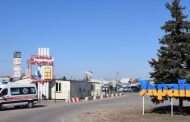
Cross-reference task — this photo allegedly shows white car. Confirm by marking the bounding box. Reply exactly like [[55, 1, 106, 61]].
[[118, 87, 123, 92]]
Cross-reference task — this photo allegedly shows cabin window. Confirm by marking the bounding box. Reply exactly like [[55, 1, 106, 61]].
[[11, 87, 36, 95], [11, 88, 20, 95], [30, 87, 36, 94], [56, 82, 61, 92]]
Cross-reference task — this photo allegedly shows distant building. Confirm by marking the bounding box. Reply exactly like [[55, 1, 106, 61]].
[[89, 79, 101, 96], [120, 78, 131, 84]]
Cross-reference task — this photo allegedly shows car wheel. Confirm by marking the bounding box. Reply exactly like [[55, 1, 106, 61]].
[[0, 104, 3, 111], [27, 101, 34, 108]]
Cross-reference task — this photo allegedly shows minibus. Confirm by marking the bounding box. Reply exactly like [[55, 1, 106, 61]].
[[0, 83, 38, 110]]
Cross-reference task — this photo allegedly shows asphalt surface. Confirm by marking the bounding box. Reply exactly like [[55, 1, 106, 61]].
[[0, 93, 181, 122]]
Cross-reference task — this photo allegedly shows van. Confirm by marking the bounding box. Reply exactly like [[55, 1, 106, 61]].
[[0, 83, 38, 110]]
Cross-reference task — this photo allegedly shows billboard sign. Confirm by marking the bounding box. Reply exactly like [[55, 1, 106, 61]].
[[42, 66, 52, 80], [29, 48, 54, 81], [139, 79, 190, 100]]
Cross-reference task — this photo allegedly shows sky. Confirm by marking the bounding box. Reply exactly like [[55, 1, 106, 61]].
[[0, 0, 190, 80]]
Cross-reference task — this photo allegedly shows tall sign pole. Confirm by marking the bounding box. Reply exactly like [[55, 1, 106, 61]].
[[13, 52, 22, 81], [171, 97, 173, 116]]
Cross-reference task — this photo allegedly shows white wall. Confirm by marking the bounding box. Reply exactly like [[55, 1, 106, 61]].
[[91, 83, 101, 96], [50, 80, 70, 99], [37, 82, 49, 100], [50, 80, 92, 99], [70, 81, 91, 98]]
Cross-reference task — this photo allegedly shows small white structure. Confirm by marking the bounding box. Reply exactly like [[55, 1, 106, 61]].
[[89, 79, 101, 96], [50, 80, 92, 99], [90, 82, 101, 96]]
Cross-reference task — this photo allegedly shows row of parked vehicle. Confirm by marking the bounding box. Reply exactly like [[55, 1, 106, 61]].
[[118, 84, 140, 92], [101, 83, 140, 93]]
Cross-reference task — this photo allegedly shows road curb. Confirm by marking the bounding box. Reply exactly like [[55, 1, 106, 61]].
[[84, 93, 124, 102]]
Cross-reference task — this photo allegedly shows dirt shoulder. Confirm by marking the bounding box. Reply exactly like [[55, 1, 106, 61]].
[[78, 107, 190, 122]]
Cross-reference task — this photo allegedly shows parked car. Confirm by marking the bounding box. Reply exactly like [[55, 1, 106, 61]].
[[123, 86, 128, 92], [126, 85, 140, 92], [118, 87, 123, 92], [102, 86, 106, 91], [116, 83, 128, 92]]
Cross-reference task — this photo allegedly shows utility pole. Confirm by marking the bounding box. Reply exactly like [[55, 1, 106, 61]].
[[116, 71, 119, 93], [116, 71, 119, 81]]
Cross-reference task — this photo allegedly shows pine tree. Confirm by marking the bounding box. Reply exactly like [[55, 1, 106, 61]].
[[149, 0, 190, 112]]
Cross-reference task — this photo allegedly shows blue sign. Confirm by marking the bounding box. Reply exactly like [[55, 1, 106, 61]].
[[2, 80, 8, 84]]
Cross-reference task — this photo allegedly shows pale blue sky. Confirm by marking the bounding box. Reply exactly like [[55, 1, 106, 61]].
[[0, 0, 190, 80]]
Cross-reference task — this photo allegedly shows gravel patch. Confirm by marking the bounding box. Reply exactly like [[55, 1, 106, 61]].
[[79, 107, 190, 122]]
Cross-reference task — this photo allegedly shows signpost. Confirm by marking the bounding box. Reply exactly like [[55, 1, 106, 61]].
[[139, 79, 190, 116], [143, 96, 145, 115], [171, 97, 173, 116]]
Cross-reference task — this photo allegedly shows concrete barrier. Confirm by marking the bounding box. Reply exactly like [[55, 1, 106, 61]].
[[65, 97, 80, 103], [93, 96, 101, 100], [100, 95, 106, 99], [111, 94, 115, 97], [97, 96, 100, 99], [85, 96, 89, 101], [85, 96, 93, 101], [65, 99, 71, 103], [106, 94, 110, 98], [93, 96, 96, 100], [86, 93, 123, 102]]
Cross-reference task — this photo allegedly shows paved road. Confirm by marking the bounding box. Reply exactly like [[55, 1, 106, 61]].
[[0, 93, 177, 122]]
